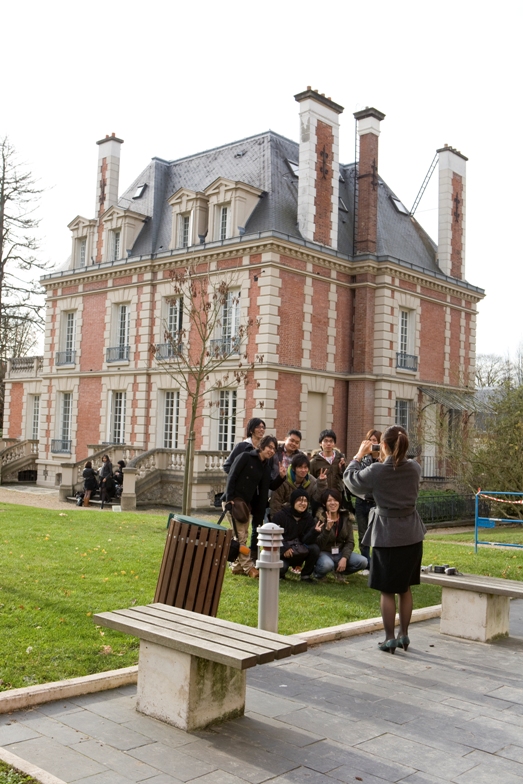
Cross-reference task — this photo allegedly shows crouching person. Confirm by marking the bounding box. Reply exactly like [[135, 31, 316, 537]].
[[273, 488, 320, 583], [314, 489, 369, 582]]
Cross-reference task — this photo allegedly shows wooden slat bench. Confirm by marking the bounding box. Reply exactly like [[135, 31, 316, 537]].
[[420, 572, 523, 642], [94, 603, 307, 731]]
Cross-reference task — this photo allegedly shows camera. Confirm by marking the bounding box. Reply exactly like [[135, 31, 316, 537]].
[[371, 444, 380, 452]]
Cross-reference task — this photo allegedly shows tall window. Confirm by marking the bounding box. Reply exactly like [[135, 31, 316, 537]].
[[179, 214, 190, 248], [395, 399, 411, 432], [61, 393, 72, 443], [163, 390, 180, 448], [218, 390, 236, 451], [399, 310, 409, 355], [219, 205, 229, 240], [111, 392, 126, 444], [222, 289, 240, 353], [64, 312, 75, 363], [113, 230, 121, 261], [167, 297, 183, 337], [78, 238, 86, 267], [118, 304, 130, 351], [31, 395, 40, 440]]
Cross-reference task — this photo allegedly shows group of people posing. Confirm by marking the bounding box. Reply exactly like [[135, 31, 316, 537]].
[[222, 418, 426, 653], [81, 456, 126, 508]]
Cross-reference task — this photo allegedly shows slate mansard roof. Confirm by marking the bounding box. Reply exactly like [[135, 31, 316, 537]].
[[116, 130, 456, 284]]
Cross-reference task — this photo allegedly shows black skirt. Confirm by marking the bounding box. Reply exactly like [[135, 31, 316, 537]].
[[369, 541, 423, 593]]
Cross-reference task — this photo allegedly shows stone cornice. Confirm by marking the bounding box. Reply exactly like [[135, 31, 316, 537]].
[[41, 234, 484, 303]]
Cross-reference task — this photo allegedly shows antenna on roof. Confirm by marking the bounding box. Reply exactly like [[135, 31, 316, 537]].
[[410, 153, 438, 216]]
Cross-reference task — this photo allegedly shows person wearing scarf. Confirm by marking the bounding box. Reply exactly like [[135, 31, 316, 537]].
[[269, 453, 327, 517]]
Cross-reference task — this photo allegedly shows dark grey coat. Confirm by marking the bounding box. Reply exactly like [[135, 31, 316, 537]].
[[344, 456, 426, 547]]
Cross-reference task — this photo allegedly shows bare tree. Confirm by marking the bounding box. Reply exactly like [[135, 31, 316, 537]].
[[474, 353, 511, 388], [0, 137, 48, 352], [151, 261, 262, 513]]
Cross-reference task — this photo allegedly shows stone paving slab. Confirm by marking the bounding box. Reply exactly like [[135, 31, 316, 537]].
[[1, 601, 523, 783]]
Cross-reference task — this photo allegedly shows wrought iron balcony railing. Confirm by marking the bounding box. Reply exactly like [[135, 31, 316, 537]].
[[106, 345, 130, 363], [51, 439, 72, 454], [209, 336, 241, 356], [56, 350, 76, 366], [396, 352, 418, 371], [155, 343, 184, 361]]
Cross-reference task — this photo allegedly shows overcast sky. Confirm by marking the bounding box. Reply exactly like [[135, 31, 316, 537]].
[[4, 0, 522, 358]]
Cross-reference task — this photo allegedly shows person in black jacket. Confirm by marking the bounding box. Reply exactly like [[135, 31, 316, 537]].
[[223, 435, 285, 577], [272, 488, 320, 582], [82, 461, 98, 507], [222, 418, 266, 474]]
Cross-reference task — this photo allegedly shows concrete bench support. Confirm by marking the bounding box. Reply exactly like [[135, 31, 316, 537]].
[[94, 604, 306, 731], [439, 587, 510, 642], [137, 639, 246, 731], [420, 572, 523, 642]]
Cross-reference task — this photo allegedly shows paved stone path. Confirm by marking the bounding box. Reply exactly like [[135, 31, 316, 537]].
[[1, 602, 522, 783]]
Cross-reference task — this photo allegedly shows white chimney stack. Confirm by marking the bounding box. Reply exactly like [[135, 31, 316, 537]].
[[437, 145, 467, 280], [294, 88, 343, 249]]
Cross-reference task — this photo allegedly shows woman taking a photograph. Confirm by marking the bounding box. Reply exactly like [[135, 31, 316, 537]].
[[344, 426, 426, 653]]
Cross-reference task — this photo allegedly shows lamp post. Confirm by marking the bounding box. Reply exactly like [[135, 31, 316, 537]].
[[256, 523, 283, 632]]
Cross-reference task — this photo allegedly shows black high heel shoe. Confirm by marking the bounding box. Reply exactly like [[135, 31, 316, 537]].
[[378, 639, 397, 654], [396, 635, 410, 652]]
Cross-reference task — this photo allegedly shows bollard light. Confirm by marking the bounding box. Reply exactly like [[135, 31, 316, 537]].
[[256, 523, 283, 633]]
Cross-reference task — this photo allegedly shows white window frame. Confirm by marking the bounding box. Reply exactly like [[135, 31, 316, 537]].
[[163, 390, 180, 448], [78, 238, 87, 267], [60, 392, 72, 442], [217, 204, 230, 241], [113, 230, 121, 261], [221, 289, 240, 353], [30, 395, 40, 440], [398, 308, 413, 355], [110, 391, 126, 444], [117, 304, 130, 349], [178, 213, 191, 248], [63, 311, 76, 361], [167, 297, 183, 337], [217, 390, 237, 451]]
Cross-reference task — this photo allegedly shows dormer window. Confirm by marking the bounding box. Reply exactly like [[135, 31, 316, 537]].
[[218, 205, 230, 241], [113, 230, 121, 260], [178, 213, 191, 248], [78, 238, 87, 267]]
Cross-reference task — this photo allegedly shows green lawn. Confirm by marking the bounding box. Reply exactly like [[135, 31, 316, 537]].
[[0, 760, 39, 783], [0, 503, 522, 691]]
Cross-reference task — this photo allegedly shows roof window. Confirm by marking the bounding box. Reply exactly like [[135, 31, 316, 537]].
[[286, 160, 299, 177], [390, 195, 410, 215], [132, 184, 147, 199]]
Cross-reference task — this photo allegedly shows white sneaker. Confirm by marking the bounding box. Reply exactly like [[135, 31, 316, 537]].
[[361, 569, 370, 576]]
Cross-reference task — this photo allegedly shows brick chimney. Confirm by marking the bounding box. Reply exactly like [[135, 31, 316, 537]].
[[353, 107, 385, 255], [94, 133, 123, 263], [437, 145, 467, 279], [95, 133, 124, 217], [294, 88, 344, 248]]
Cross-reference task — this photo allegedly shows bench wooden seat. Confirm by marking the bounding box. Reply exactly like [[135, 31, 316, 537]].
[[94, 603, 306, 731], [420, 572, 523, 642]]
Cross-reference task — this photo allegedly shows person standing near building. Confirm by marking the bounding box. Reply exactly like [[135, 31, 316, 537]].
[[310, 430, 346, 495], [274, 430, 303, 473], [222, 418, 266, 474], [223, 435, 285, 577], [344, 426, 426, 654], [354, 429, 381, 570], [270, 453, 327, 517]]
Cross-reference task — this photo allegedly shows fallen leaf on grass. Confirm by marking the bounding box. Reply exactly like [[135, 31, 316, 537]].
[[100, 646, 113, 655]]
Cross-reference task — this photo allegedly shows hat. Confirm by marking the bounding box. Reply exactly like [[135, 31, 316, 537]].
[[290, 487, 309, 506], [230, 497, 251, 524]]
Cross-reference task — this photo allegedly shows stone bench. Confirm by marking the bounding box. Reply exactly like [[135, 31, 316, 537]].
[[94, 603, 306, 731], [420, 572, 523, 642]]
